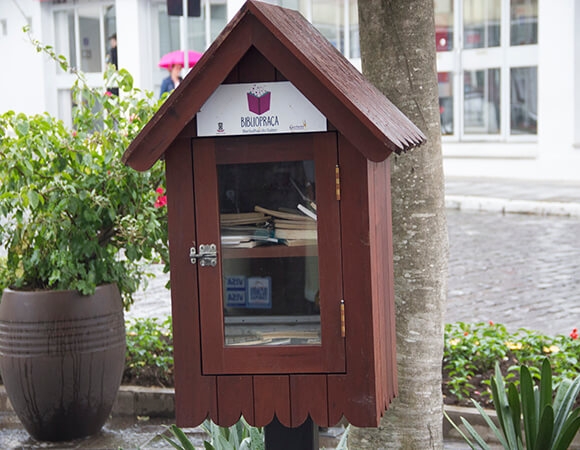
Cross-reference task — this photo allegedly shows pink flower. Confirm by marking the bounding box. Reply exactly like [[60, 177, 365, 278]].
[[72, 130, 77, 138], [154, 187, 167, 208], [105, 90, 113, 97], [489, 321, 494, 326], [570, 328, 578, 340], [154, 195, 167, 208]]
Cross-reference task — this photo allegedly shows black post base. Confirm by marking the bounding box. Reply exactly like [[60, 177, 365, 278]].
[[264, 416, 319, 450]]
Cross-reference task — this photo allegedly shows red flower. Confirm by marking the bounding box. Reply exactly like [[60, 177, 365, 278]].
[[154, 195, 167, 208], [463, 331, 469, 337], [489, 321, 494, 326], [154, 187, 167, 208], [571, 328, 578, 340]]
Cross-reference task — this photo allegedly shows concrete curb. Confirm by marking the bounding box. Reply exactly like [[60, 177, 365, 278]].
[[446, 195, 580, 217]]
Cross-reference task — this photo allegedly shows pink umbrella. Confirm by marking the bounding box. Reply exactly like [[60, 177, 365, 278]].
[[158, 50, 203, 69]]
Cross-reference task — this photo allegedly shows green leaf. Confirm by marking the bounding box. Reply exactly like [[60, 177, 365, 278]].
[[460, 417, 492, 450], [491, 363, 520, 449], [471, 399, 509, 448], [539, 358, 553, 412], [168, 424, 196, 450], [553, 374, 580, 439], [27, 190, 40, 209], [521, 365, 538, 450], [534, 405, 554, 450], [507, 382, 522, 444], [552, 412, 580, 450]]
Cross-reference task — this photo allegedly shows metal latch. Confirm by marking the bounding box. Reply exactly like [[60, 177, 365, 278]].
[[189, 244, 218, 267]]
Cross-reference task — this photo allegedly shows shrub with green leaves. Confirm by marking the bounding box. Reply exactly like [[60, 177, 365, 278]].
[[124, 317, 174, 387], [0, 32, 168, 308], [444, 322, 580, 402]]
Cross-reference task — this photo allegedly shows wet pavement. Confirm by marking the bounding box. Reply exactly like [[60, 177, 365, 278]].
[[2, 176, 580, 448]]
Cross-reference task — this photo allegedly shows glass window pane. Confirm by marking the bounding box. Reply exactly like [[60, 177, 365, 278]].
[[210, 4, 227, 41], [464, 68, 501, 134], [312, 0, 343, 52], [438, 72, 454, 135], [78, 7, 103, 73], [463, 0, 501, 49], [218, 161, 321, 347], [349, 0, 360, 58], [510, 66, 537, 135], [435, 0, 454, 51], [158, 8, 181, 56], [54, 10, 76, 71], [510, 0, 538, 46]]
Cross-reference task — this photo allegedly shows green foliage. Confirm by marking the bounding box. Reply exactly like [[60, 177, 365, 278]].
[[444, 322, 580, 400], [161, 419, 264, 450], [124, 317, 174, 387], [445, 358, 580, 450], [0, 35, 168, 308]]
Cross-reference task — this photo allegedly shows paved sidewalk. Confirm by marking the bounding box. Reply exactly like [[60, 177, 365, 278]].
[[446, 176, 580, 216]]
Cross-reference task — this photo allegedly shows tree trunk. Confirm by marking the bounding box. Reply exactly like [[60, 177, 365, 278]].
[[348, 0, 448, 448]]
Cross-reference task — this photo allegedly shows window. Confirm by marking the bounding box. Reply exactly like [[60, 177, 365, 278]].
[[53, 3, 115, 74], [435, 0, 538, 141], [278, 0, 360, 60]]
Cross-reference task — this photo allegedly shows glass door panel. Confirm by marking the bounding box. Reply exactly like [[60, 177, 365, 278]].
[[194, 134, 345, 375], [217, 160, 321, 346]]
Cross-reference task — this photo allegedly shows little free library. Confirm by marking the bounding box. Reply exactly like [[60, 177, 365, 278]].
[[124, 0, 424, 430]]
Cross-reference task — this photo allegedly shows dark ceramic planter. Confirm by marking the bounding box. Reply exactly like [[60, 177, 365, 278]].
[[0, 284, 126, 441]]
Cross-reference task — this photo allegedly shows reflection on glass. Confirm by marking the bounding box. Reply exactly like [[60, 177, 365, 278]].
[[464, 68, 501, 134], [218, 160, 321, 347], [438, 72, 454, 135], [510, 0, 538, 46], [463, 0, 501, 49], [510, 67, 537, 135], [435, 0, 454, 51]]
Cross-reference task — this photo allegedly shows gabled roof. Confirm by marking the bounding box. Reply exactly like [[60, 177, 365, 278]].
[[122, 0, 425, 171]]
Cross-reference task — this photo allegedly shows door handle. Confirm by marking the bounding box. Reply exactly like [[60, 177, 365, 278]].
[[189, 244, 218, 267]]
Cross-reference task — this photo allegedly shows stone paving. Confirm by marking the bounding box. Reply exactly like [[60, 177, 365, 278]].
[[445, 208, 580, 336]]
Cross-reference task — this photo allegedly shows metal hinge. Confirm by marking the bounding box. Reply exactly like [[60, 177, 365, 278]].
[[189, 243, 218, 267], [335, 165, 341, 201], [340, 299, 345, 338]]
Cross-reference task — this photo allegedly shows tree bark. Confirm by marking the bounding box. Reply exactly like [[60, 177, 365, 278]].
[[349, 0, 448, 448]]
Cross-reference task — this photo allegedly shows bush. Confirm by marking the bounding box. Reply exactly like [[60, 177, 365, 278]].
[[123, 316, 174, 387], [444, 321, 580, 407]]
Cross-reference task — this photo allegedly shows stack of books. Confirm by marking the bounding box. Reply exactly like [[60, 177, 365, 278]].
[[254, 205, 317, 246], [220, 212, 275, 248]]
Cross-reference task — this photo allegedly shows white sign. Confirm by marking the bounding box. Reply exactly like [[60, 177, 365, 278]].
[[196, 81, 327, 137]]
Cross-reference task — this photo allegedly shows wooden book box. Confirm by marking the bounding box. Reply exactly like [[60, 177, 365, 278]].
[[123, 0, 424, 429]]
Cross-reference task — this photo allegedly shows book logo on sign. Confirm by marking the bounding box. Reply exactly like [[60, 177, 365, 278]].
[[247, 85, 271, 115], [241, 85, 280, 130]]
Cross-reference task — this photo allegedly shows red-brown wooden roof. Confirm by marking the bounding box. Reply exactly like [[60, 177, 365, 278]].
[[122, 0, 425, 171]]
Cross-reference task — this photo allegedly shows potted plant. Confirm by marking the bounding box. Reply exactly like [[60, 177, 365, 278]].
[[0, 37, 168, 441]]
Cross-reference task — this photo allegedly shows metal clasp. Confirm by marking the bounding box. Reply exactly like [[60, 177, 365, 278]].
[[189, 244, 218, 267]]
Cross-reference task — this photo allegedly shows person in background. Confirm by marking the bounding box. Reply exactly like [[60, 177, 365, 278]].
[[160, 63, 183, 98], [107, 33, 118, 68], [106, 33, 119, 96]]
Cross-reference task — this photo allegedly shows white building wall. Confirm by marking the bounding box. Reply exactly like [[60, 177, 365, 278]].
[[443, 0, 580, 182], [0, 0, 47, 115], [116, 0, 155, 91]]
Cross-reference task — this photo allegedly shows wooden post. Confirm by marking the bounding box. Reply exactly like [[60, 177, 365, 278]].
[[264, 416, 319, 450]]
